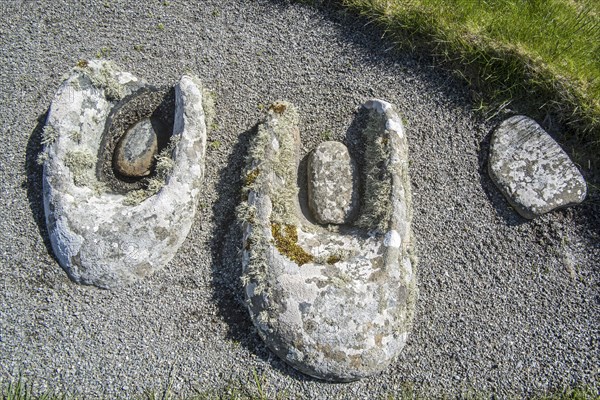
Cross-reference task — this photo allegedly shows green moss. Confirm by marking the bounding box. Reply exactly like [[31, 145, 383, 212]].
[[271, 223, 313, 266]]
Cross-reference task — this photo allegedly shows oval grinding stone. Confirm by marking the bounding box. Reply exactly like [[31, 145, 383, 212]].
[[307, 141, 358, 224], [488, 115, 587, 219], [113, 118, 158, 177]]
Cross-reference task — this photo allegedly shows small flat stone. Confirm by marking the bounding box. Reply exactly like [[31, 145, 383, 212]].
[[488, 115, 587, 219], [307, 141, 357, 224], [113, 118, 158, 177]]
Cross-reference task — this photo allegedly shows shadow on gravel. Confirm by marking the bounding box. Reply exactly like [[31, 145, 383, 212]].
[[477, 126, 528, 227], [25, 111, 57, 261], [209, 103, 390, 383], [210, 124, 320, 383], [478, 123, 600, 238]]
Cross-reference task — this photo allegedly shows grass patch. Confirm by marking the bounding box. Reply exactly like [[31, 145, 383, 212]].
[[335, 0, 600, 151]]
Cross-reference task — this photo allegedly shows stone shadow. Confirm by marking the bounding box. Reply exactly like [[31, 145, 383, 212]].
[[477, 123, 529, 227], [24, 111, 57, 261]]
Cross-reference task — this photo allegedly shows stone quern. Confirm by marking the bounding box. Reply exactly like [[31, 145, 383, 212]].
[[41, 59, 208, 288], [488, 115, 587, 219], [307, 141, 358, 224], [113, 119, 158, 177], [238, 100, 417, 381]]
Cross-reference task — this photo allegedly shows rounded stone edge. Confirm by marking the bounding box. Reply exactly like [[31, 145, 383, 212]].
[[41, 60, 207, 288], [238, 99, 418, 381], [488, 115, 588, 219]]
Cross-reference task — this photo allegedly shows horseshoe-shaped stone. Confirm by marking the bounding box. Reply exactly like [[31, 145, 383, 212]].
[[41, 60, 207, 289], [238, 100, 417, 381]]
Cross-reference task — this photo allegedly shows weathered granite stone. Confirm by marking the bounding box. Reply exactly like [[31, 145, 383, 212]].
[[113, 118, 158, 177], [307, 141, 357, 224], [488, 115, 587, 219], [41, 59, 208, 288], [238, 100, 417, 381]]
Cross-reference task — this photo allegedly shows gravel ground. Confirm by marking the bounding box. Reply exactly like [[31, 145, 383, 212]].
[[0, 0, 598, 398]]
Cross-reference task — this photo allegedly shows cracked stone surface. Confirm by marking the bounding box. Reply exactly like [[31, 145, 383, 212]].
[[488, 115, 587, 219], [41, 59, 207, 288], [307, 141, 358, 224], [239, 100, 417, 381]]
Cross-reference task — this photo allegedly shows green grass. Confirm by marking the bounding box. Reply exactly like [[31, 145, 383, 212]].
[[336, 0, 600, 148]]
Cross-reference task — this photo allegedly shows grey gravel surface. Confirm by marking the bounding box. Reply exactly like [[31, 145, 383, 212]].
[[0, 0, 598, 398]]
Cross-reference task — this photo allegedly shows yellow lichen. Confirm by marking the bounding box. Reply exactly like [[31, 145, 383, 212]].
[[269, 102, 287, 114], [245, 168, 260, 186], [326, 254, 342, 265], [271, 223, 313, 266]]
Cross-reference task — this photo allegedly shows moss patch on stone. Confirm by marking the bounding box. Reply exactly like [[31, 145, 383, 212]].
[[269, 101, 287, 114], [326, 254, 342, 265], [244, 168, 260, 187], [271, 223, 313, 266]]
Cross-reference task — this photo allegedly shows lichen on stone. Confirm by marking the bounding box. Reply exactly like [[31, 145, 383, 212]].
[[69, 130, 82, 143], [64, 149, 96, 187], [355, 109, 393, 232], [75, 60, 124, 101], [239, 102, 310, 329], [36, 151, 49, 166], [41, 125, 58, 146], [265, 104, 300, 225]]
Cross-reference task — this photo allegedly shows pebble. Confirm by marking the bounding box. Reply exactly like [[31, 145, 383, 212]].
[[113, 118, 158, 177]]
